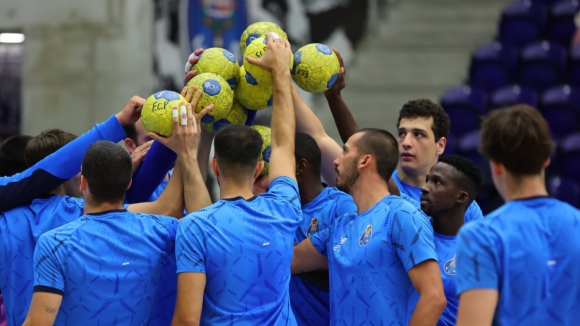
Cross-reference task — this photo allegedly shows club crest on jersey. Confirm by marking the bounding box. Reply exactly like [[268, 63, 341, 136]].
[[444, 255, 456, 275], [359, 224, 373, 247], [306, 217, 319, 237]]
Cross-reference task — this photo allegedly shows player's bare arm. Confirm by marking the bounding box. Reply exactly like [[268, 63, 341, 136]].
[[407, 260, 447, 326], [456, 289, 498, 326], [291, 238, 329, 274], [22, 292, 63, 326]]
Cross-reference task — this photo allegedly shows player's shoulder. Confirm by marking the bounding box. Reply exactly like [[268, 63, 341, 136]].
[[383, 194, 424, 216], [266, 176, 299, 195], [39, 215, 90, 243]]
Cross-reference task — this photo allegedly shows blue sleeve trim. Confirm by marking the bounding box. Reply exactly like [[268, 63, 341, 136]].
[[0, 116, 125, 211], [125, 141, 177, 204], [34, 285, 64, 296]]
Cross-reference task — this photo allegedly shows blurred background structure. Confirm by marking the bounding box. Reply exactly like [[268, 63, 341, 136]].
[[0, 0, 579, 210]]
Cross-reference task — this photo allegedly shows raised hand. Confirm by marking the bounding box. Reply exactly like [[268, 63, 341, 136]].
[[245, 33, 292, 73], [324, 49, 346, 98], [115, 96, 146, 126], [183, 48, 204, 86], [130, 140, 153, 175]]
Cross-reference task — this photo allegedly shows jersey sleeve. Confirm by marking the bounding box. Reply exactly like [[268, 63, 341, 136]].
[[124, 141, 177, 204], [309, 226, 332, 258], [455, 222, 499, 295], [0, 115, 126, 212], [266, 176, 302, 223], [175, 217, 207, 274], [333, 196, 357, 218], [392, 210, 437, 272], [33, 233, 65, 295], [464, 200, 484, 223]]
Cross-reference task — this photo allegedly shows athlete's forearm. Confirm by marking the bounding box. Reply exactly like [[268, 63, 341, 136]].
[[408, 293, 446, 326], [325, 93, 359, 143]]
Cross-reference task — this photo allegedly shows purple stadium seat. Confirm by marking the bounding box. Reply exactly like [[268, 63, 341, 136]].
[[548, 0, 579, 46], [441, 86, 488, 136], [532, 0, 565, 6], [541, 85, 580, 138], [469, 42, 519, 91], [500, 0, 548, 48], [457, 130, 483, 166], [569, 45, 580, 85], [445, 134, 457, 155], [490, 84, 539, 109], [561, 132, 580, 182], [518, 41, 568, 91], [549, 176, 580, 206]]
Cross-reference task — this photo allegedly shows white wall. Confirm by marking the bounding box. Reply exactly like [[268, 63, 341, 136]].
[[0, 0, 154, 136]]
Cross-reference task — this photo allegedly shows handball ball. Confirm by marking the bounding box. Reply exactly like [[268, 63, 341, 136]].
[[235, 66, 273, 110], [202, 99, 248, 134], [191, 47, 240, 90], [243, 35, 294, 85], [141, 90, 187, 137], [292, 43, 340, 93], [240, 21, 288, 56], [186, 72, 234, 124], [251, 125, 272, 176]]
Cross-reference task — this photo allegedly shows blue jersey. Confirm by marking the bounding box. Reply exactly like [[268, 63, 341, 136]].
[[33, 209, 178, 325], [176, 176, 302, 325], [290, 187, 356, 326], [434, 233, 458, 326], [0, 195, 83, 326], [310, 195, 437, 325], [456, 197, 580, 325], [392, 170, 483, 223], [0, 116, 125, 212]]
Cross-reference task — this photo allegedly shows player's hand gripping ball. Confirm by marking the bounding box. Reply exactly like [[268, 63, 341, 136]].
[[243, 35, 294, 85], [251, 125, 272, 176], [292, 43, 340, 93], [186, 73, 234, 124], [190, 47, 240, 90], [141, 90, 187, 137], [202, 99, 249, 134], [235, 66, 273, 110], [240, 21, 288, 56]]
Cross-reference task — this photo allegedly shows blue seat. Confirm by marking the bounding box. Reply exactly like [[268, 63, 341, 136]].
[[441, 86, 488, 136], [549, 176, 580, 206], [490, 84, 539, 109], [547, 0, 579, 46], [469, 42, 519, 92], [541, 85, 580, 139], [500, 0, 548, 48], [518, 41, 568, 91], [561, 132, 580, 183], [457, 130, 483, 166]]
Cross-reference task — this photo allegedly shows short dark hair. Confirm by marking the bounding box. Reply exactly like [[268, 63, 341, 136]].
[[123, 124, 138, 143], [24, 129, 77, 168], [397, 99, 450, 141], [295, 132, 321, 176], [0, 135, 33, 176], [214, 124, 263, 179], [438, 155, 482, 205], [355, 128, 399, 183], [82, 141, 132, 204], [480, 105, 553, 176]]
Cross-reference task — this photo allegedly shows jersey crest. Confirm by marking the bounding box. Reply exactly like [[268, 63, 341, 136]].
[[444, 254, 456, 275], [306, 217, 319, 237], [359, 224, 373, 247]]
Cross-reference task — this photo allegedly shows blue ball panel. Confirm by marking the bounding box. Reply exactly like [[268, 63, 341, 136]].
[[202, 79, 222, 96], [246, 33, 260, 46], [154, 90, 180, 101], [223, 49, 237, 63], [327, 73, 339, 89], [201, 114, 214, 123], [263, 146, 272, 163], [213, 119, 231, 131], [226, 77, 238, 89], [315, 44, 332, 55], [245, 72, 258, 86]]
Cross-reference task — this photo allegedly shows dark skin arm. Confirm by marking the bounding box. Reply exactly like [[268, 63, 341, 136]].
[[295, 269, 330, 291]]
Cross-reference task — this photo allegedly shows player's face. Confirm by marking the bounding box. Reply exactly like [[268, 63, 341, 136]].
[[397, 117, 444, 178], [333, 133, 362, 194], [420, 162, 460, 216], [135, 120, 153, 147]]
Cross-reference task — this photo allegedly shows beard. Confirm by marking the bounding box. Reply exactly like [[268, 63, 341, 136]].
[[336, 163, 360, 194]]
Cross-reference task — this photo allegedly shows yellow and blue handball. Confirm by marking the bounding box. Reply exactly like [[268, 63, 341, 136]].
[[240, 21, 288, 56], [186, 72, 234, 124], [141, 90, 187, 137], [235, 66, 273, 110], [292, 43, 340, 93], [191, 47, 239, 90], [243, 35, 294, 85], [202, 99, 249, 134], [251, 125, 272, 176]]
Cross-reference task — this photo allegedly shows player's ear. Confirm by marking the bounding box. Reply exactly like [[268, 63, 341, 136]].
[[211, 158, 219, 178], [126, 179, 132, 191], [436, 136, 446, 156], [359, 154, 371, 168], [457, 190, 469, 204], [543, 157, 551, 169], [79, 175, 88, 192], [124, 138, 137, 152], [296, 159, 307, 176], [490, 160, 503, 177], [254, 161, 265, 179]]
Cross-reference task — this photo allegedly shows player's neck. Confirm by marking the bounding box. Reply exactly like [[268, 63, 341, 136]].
[[352, 175, 390, 213], [431, 208, 465, 236], [397, 168, 427, 188], [219, 179, 255, 200], [503, 173, 548, 202], [298, 177, 324, 206], [83, 199, 124, 215], [49, 185, 66, 196]]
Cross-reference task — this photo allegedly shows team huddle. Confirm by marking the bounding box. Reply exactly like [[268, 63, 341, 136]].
[[1, 32, 580, 326]]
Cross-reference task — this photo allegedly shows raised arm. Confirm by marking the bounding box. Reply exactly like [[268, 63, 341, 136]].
[[292, 84, 341, 186], [246, 33, 295, 181], [0, 96, 144, 212], [323, 49, 359, 143]]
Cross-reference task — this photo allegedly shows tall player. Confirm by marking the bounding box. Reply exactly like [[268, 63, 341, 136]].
[[417, 155, 482, 326], [292, 128, 446, 325], [455, 105, 580, 325], [171, 33, 302, 325]]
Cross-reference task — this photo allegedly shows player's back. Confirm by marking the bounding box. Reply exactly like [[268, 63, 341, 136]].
[[33, 210, 178, 326], [0, 195, 83, 325], [176, 176, 302, 325], [458, 197, 580, 325]]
